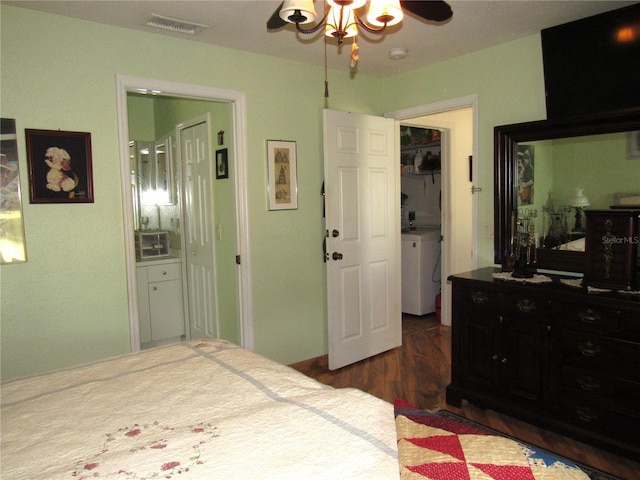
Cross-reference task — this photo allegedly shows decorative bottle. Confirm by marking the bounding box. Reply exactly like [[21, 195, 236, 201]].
[[414, 150, 423, 173]]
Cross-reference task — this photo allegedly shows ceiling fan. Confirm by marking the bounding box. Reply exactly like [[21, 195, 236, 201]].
[[267, 0, 453, 34]]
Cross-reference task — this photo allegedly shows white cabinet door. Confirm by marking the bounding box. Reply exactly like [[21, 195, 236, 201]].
[[137, 260, 185, 344], [148, 279, 185, 340]]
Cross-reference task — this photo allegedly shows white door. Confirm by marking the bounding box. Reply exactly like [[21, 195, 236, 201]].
[[323, 109, 402, 370], [179, 116, 217, 339]]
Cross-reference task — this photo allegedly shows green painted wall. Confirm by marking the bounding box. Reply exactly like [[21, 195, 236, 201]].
[[0, 5, 381, 380], [2, 5, 617, 381]]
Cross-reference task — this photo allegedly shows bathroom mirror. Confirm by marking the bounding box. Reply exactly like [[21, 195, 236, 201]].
[[494, 109, 640, 273], [130, 137, 175, 208]]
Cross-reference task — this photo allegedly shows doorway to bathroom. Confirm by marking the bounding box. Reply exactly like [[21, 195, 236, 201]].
[[116, 75, 254, 352]]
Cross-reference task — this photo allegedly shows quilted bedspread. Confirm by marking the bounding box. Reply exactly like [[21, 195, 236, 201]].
[[1, 340, 399, 479]]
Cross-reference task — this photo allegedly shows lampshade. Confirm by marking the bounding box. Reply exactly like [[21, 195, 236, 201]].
[[569, 188, 590, 207], [325, 6, 358, 39], [367, 0, 403, 27], [279, 0, 317, 24]]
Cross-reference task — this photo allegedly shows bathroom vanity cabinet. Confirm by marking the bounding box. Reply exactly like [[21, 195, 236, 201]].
[[447, 267, 640, 459], [136, 257, 185, 346]]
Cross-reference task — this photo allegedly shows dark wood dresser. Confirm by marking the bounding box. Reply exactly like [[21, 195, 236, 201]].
[[446, 267, 640, 459]]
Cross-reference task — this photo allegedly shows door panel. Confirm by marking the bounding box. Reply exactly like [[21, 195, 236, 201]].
[[180, 119, 217, 339], [324, 109, 401, 370]]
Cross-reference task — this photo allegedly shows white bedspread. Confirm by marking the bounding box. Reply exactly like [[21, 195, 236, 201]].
[[1, 339, 399, 479]]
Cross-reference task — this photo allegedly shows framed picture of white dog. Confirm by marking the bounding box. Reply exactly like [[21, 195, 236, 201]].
[[25, 129, 94, 203]]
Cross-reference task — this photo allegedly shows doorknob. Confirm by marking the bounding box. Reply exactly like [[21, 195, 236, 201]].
[[332, 229, 340, 238], [332, 252, 343, 261]]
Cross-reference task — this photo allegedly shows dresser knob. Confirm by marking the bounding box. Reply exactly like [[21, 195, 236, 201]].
[[576, 406, 598, 423], [471, 291, 488, 304], [516, 298, 536, 313], [578, 375, 601, 392], [578, 341, 601, 357], [578, 309, 600, 325]]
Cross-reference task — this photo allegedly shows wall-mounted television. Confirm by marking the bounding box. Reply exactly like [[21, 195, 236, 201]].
[[541, 3, 640, 119]]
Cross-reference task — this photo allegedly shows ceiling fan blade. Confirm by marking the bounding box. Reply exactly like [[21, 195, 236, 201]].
[[400, 0, 453, 22], [267, 2, 287, 30]]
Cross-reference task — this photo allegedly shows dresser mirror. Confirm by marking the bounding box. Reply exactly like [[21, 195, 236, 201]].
[[494, 109, 640, 273]]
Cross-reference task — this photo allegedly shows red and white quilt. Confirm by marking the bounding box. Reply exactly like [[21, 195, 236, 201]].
[[394, 398, 591, 480]]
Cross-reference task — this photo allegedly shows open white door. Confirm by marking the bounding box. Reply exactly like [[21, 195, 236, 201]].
[[323, 109, 402, 370], [179, 115, 218, 339]]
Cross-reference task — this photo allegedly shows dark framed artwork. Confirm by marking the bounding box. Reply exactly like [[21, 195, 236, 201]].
[[216, 148, 229, 179], [25, 129, 94, 203]]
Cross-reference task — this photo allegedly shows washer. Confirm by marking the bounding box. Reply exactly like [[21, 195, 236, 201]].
[[401, 227, 441, 315]]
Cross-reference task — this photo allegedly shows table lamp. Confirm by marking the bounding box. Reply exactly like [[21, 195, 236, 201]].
[[569, 188, 589, 232]]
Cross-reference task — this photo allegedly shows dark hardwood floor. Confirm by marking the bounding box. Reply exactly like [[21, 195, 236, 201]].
[[289, 314, 640, 480]]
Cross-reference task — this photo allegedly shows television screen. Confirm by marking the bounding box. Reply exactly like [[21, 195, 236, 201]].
[[541, 3, 640, 119]]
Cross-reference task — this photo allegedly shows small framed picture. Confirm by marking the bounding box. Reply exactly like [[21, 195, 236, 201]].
[[266, 140, 297, 210], [216, 148, 228, 179], [627, 130, 640, 159], [25, 129, 94, 203]]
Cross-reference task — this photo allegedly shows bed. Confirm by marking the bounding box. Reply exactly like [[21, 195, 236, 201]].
[[1, 339, 596, 480], [1, 339, 399, 479]]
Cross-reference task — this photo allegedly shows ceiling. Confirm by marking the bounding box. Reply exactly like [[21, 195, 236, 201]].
[[6, 0, 638, 77]]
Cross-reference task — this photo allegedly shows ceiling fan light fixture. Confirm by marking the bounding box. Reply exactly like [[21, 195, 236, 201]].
[[328, 0, 367, 9], [325, 6, 358, 40], [279, 0, 317, 24], [367, 0, 403, 27]]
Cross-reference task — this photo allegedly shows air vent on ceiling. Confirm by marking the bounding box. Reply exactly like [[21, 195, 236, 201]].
[[146, 13, 209, 35]]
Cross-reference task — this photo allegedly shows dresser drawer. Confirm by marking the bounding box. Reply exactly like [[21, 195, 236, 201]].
[[456, 285, 502, 312], [560, 365, 640, 415], [503, 292, 551, 322], [147, 262, 182, 282], [555, 303, 621, 335], [559, 395, 639, 443], [560, 330, 640, 382]]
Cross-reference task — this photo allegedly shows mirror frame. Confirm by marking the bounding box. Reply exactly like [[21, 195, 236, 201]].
[[494, 108, 640, 273]]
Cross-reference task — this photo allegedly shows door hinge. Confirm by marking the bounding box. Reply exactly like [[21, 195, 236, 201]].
[[235, 255, 241, 265]]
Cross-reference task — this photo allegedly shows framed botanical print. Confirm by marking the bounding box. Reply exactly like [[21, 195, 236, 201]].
[[266, 140, 297, 210]]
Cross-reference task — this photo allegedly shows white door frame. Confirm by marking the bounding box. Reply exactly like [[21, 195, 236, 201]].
[[115, 75, 254, 351], [386, 95, 479, 326]]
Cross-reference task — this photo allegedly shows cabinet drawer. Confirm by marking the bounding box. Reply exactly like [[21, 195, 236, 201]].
[[560, 330, 640, 382], [457, 286, 501, 312], [559, 395, 639, 443], [147, 262, 181, 282], [503, 292, 550, 322], [560, 365, 640, 415], [555, 303, 620, 335]]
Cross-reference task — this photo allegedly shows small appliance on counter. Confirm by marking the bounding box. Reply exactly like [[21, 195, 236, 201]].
[[135, 230, 170, 260]]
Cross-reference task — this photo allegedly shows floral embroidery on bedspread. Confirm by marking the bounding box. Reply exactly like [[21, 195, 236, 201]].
[[70, 421, 218, 479]]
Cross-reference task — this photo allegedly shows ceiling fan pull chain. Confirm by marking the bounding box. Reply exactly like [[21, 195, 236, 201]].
[[350, 38, 360, 69]]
